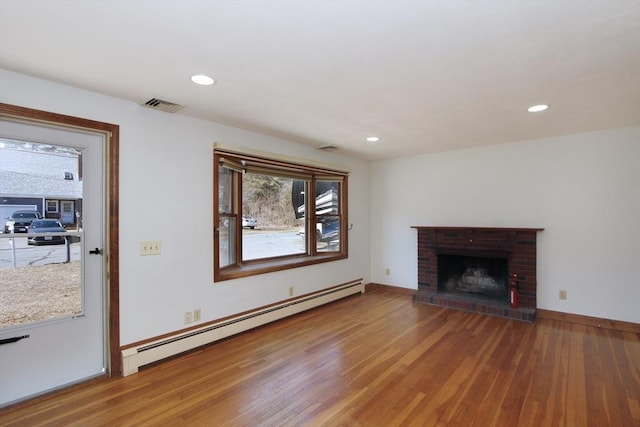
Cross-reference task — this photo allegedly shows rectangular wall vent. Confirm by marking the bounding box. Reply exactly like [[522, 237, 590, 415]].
[[140, 97, 184, 113]]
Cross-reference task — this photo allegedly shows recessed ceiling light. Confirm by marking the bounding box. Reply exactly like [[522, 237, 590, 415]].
[[191, 74, 215, 86], [366, 136, 380, 142], [527, 104, 548, 113]]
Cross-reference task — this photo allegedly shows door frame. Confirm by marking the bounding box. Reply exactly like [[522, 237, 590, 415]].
[[0, 102, 121, 376]]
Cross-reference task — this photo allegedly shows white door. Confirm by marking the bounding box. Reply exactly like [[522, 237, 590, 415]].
[[60, 200, 75, 225], [0, 119, 105, 406]]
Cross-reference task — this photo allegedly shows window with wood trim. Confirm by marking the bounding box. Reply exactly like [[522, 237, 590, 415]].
[[214, 147, 348, 281], [46, 199, 59, 213]]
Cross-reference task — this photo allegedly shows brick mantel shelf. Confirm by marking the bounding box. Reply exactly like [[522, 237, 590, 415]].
[[411, 226, 544, 232]]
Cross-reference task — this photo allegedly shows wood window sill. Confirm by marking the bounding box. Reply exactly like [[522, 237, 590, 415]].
[[215, 253, 347, 282]]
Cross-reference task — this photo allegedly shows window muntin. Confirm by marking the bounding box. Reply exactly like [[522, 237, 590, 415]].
[[214, 149, 348, 281]]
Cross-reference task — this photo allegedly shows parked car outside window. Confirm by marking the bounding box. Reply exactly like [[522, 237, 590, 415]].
[[27, 219, 67, 245], [4, 210, 43, 233], [242, 215, 257, 229]]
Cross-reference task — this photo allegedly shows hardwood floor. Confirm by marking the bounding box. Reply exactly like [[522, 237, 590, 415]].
[[2, 288, 639, 426]]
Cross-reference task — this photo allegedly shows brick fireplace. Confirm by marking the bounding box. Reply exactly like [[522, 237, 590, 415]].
[[412, 226, 543, 322]]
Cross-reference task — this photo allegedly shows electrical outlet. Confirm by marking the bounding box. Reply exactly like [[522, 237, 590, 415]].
[[140, 240, 162, 256], [184, 311, 193, 324], [385, 268, 390, 276], [559, 290, 567, 300], [289, 286, 294, 297], [193, 308, 201, 322]]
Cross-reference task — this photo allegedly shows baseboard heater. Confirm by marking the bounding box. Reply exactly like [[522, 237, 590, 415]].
[[121, 279, 364, 376]]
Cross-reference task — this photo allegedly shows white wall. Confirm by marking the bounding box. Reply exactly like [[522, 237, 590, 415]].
[[0, 69, 371, 345], [2, 67, 637, 333], [371, 127, 640, 323]]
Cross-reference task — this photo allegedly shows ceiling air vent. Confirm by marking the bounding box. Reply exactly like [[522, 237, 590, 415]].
[[140, 97, 184, 113], [318, 144, 339, 151]]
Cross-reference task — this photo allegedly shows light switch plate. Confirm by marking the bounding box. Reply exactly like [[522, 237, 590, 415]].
[[140, 241, 161, 256]]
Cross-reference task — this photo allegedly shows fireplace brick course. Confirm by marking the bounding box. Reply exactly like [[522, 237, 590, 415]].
[[412, 226, 543, 321]]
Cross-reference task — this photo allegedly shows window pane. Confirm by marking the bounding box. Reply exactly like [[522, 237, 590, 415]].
[[218, 167, 233, 214], [0, 234, 82, 329], [218, 217, 236, 267], [315, 181, 340, 215], [242, 173, 304, 260], [315, 180, 341, 252], [316, 217, 340, 252], [46, 200, 58, 213]]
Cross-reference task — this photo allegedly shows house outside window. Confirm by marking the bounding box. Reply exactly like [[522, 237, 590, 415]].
[[214, 146, 348, 281]]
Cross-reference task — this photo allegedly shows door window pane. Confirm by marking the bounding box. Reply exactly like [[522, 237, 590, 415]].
[[0, 139, 84, 329], [0, 234, 82, 329]]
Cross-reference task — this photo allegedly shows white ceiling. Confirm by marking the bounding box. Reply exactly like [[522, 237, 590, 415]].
[[1, 1, 638, 160]]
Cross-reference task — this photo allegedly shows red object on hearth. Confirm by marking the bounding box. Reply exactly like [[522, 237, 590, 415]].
[[510, 274, 519, 308]]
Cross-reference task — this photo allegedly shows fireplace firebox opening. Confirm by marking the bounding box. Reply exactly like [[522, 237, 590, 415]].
[[437, 254, 508, 301]]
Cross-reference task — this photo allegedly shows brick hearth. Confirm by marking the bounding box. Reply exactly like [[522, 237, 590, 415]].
[[412, 226, 543, 322]]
